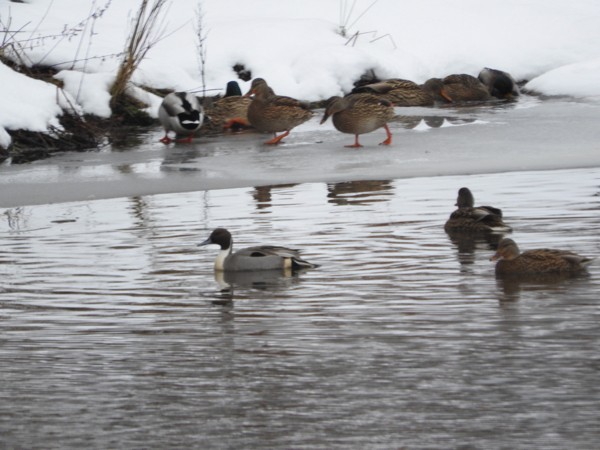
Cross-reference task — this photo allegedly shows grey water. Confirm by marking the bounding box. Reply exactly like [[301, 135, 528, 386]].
[[2, 168, 600, 449], [2, 97, 600, 449]]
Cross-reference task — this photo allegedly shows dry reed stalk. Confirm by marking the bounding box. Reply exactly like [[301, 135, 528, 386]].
[[110, 0, 167, 109]]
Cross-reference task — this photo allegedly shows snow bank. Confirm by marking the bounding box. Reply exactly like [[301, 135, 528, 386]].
[[1, 0, 600, 148], [0, 62, 65, 148], [524, 59, 600, 99]]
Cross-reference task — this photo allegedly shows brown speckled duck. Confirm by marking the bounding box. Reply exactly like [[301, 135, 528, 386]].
[[246, 78, 312, 145], [320, 93, 395, 148], [490, 238, 593, 275], [423, 74, 491, 103], [206, 81, 252, 131], [352, 78, 435, 107], [444, 187, 511, 232]]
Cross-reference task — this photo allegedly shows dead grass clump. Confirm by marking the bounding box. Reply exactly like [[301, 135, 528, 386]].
[[110, 0, 168, 110]]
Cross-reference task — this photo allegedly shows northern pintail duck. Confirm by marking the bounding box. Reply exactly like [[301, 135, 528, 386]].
[[206, 81, 252, 131], [158, 92, 204, 144], [444, 187, 511, 232], [320, 94, 395, 147], [478, 68, 520, 99], [490, 238, 593, 275], [353, 78, 435, 106], [246, 78, 312, 145], [199, 228, 319, 272], [423, 74, 491, 103]]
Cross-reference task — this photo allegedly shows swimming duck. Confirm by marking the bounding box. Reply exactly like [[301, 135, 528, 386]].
[[352, 78, 435, 106], [158, 92, 204, 144], [320, 94, 395, 147], [245, 78, 313, 145], [478, 68, 520, 99], [199, 227, 319, 272], [205, 81, 252, 131], [423, 74, 491, 103], [444, 187, 511, 232], [490, 238, 593, 275]]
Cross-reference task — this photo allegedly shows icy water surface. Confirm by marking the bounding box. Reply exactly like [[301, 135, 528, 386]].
[[1, 168, 600, 449], [2, 97, 600, 208]]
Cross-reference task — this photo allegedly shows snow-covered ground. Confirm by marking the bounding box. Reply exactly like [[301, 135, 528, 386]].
[[1, 0, 600, 150]]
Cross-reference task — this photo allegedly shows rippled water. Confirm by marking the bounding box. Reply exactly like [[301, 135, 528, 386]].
[[1, 168, 600, 449]]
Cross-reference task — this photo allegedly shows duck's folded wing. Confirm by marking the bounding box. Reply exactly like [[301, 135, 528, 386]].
[[272, 96, 311, 110], [237, 245, 301, 258], [472, 207, 499, 221], [558, 251, 594, 267], [237, 246, 319, 269], [480, 205, 503, 217]]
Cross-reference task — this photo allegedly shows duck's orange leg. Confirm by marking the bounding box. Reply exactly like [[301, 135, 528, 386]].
[[345, 134, 363, 148], [176, 134, 195, 143], [264, 130, 290, 145], [379, 124, 392, 146]]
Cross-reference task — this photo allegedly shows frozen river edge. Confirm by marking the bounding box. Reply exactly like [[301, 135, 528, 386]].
[[1, 98, 600, 208]]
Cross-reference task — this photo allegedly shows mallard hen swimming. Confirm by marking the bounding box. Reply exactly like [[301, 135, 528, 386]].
[[353, 78, 435, 106], [245, 78, 312, 145], [478, 67, 520, 99], [423, 74, 491, 103], [199, 227, 319, 272], [158, 92, 204, 144], [206, 81, 252, 131], [444, 187, 511, 232], [490, 238, 593, 275], [320, 93, 395, 147]]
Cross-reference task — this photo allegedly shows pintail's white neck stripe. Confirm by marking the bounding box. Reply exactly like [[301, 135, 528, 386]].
[[214, 247, 231, 271]]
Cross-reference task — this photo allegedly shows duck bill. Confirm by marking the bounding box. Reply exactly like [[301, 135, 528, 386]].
[[198, 237, 212, 247], [489, 252, 502, 261], [320, 111, 330, 124]]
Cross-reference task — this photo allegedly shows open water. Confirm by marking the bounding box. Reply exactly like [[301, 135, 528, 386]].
[[1, 166, 600, 449]]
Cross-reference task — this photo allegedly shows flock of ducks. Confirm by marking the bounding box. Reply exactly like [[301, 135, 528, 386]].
[[445, 187, 592, 276], [198, 186, 593, 277], [157, 69, 593, 278], [158, 67, 520, 146]]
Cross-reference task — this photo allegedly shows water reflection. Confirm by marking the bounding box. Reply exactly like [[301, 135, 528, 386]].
[[393, 97, 523, 130], [212, 269, 305, 301], [3, 207, 28, 231], [327, 179, 393, 206], [495, 271, 592, 302], [395, 114, 477, 129], [252, 184, 297, 210], [446, 228, 505, 265]]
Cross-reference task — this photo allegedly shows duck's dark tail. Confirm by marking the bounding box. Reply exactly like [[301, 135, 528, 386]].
[[292, 257, 320, 270]]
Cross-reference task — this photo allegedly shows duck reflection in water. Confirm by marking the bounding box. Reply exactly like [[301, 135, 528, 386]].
[[395, 114, 477, 130], [327, 179, 393, 206], [495, 271, 592, 302], [252, 184, 297, 211], [212, 268, 304, 296], [446, 228, 505, 266]]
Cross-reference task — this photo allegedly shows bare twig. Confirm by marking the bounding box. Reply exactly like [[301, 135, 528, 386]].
[[195, 1, 209, 98], [338, 0, 380, 38]]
